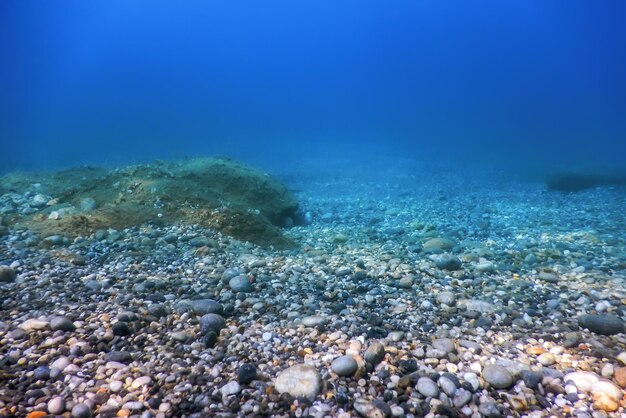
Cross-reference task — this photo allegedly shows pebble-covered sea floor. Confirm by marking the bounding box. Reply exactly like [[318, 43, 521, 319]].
[[1, 158, 626, 418]]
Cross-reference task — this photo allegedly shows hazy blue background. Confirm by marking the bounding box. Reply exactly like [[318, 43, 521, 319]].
[[2, 1, 625, 177]]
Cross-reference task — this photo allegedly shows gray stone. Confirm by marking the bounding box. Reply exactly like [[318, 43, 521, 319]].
[[432, 253, 462, 270], [417, 377, 440, 398], [432, 338, 455, 354], [301, 315, 327, 327], [353, 398, 389, 418], [199, 313, 226, 335], [0, 266, 16, 282], [20, 318, 50, 332], [71, 403, 92, 418], [80, 197, 97, 212], [578, 314, 624, 336], [220, 381, 241, 397], [274, 364, 322, 399], [482, 364, 514, 389], [423, 237, 456, 254], [48, 396, 65, 414], [436, 291, 456, 306], [331, 355, 358, 376], [229, 275, 253, 292], [191, 299, 223, 316], [50, 316, 76, 332], [453, 388, 472, 408], [478, 401, 501, 418], [364, 341, 385, 365]]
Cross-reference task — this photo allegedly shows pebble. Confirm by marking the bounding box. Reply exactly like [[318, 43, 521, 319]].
[[0, 266, 17, 282], [229, 275, 253, 292], [537, 352, 556, 366], [274, 364, 322, 399], [331, 355, 358, 376], [220, 381, 241, 397], [432, 338, 455, 354], [301, 315, 327, 327], [364, 342, 385, 365], [431, 253, 462, 270], [50, 316, 76, 332], [353, 398, 389, 418], [191, 299, 223, 315], [436, 291, 456, 306], [237, 363, 258, 384], [417, 376, 439, 398], [20, 318, 50, 331], [71, 403, 92, 418], [199, 313, 226, 335], [482, 364, 514, 389], [48, 396, 65, 414], [578, 314, 624, 335]]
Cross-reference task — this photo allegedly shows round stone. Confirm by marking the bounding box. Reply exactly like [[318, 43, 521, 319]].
[[482, 364, 514, 389], [275, 364, 322, 400], [191, 299, 223, 315], [199, 313, 226, 335], [0, 266, 17, 282], [417, 377, 440, 398], [238, 363, 258, 384], [71, 403, 92, 418], [48, 396, 65, 414], [50, 316, 76, 332], [331, 355, 358, 377], [432, 253, 462, 270], [537, 353, 556, 366], [436, 291, 456, 306], [112, 322, 130, 336], [220, 381, 241, 397], [229, 275, 253, 292], [364, 342, 385, 365], [432, 338, 455, 354]]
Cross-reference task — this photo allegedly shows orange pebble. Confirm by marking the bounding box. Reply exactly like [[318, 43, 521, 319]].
[[27, 412, 47, 418]]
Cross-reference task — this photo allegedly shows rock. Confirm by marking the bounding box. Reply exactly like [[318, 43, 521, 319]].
[[453, 388, 472, 408], [538, 272, 558, 283], [482, 364, 514, 389], [112, 322, 130, 336], [275, 364, 322, 400], [191, 299, 223, 315], [578, 314, 624, 335], [331, 355, 358, 377], [301, 315, 327, 327], [564, 371, 599, 391], [423, 237, 456, 254], [0, 266, 16, 282], [332, 233, 348, 244], [237, 363, 258, 384], [229, 275, 253, 292], [20, 318, 50, 331], [593, 392, 619, 412], [591, 380, 622, 401], [537, 353, 556, 366], [353, 398, 390, 418], [615, 367, 626, 388], [432, 253, 462, 270], [50, 316, 76, 332], [199, 313, 226, 335], [220, 381, 241, 397], [458, 299, 496, 313], [478, 401, 501, 418], [79, 197, 97, 212], [475, 260, 495, 273], [48, 396, 65, 414], [105, 351, 132, 363], [131, 376, 152, 389], [417, 377, 439, 398], [436, 291, 456, 306], [31, 193, 48, 208], [398, 276, 413, 288], [71, 403, 92, 418], [364, 341, 385, 365], [432, 338, 455, 354]]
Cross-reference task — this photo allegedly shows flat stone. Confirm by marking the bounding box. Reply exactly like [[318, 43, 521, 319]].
[[20, 318, 50, 331], [353, 398, 388, 418], [48, 396, 65, 414], [417, 377, 440, 398], [564, 371, 599, 392], [274, 364, 322, 400], [301, 315, 327, 327], [220, 381, 241, 397], [50, 316, 76, 332], [331, 355, 358, 376], [131, 376, 152, 389], [482, 364, 514, 389], [191, 299, 223, 315], [578, 314, 624, 335]]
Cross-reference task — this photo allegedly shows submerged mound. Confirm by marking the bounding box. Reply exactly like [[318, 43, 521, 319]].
[[546, 172, 626, 192], [0, 157, 299, 247]]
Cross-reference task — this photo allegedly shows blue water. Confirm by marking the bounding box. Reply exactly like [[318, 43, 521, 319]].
[[2, 1, 625, 177]]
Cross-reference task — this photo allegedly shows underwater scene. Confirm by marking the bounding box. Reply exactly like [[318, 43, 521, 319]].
[[1, 2, 626, 418]]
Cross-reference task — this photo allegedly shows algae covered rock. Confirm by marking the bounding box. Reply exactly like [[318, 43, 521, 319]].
[[0, 157, 300, 248]]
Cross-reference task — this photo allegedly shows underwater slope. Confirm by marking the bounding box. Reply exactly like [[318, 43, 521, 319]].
[[0, 157, 300, 248]]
